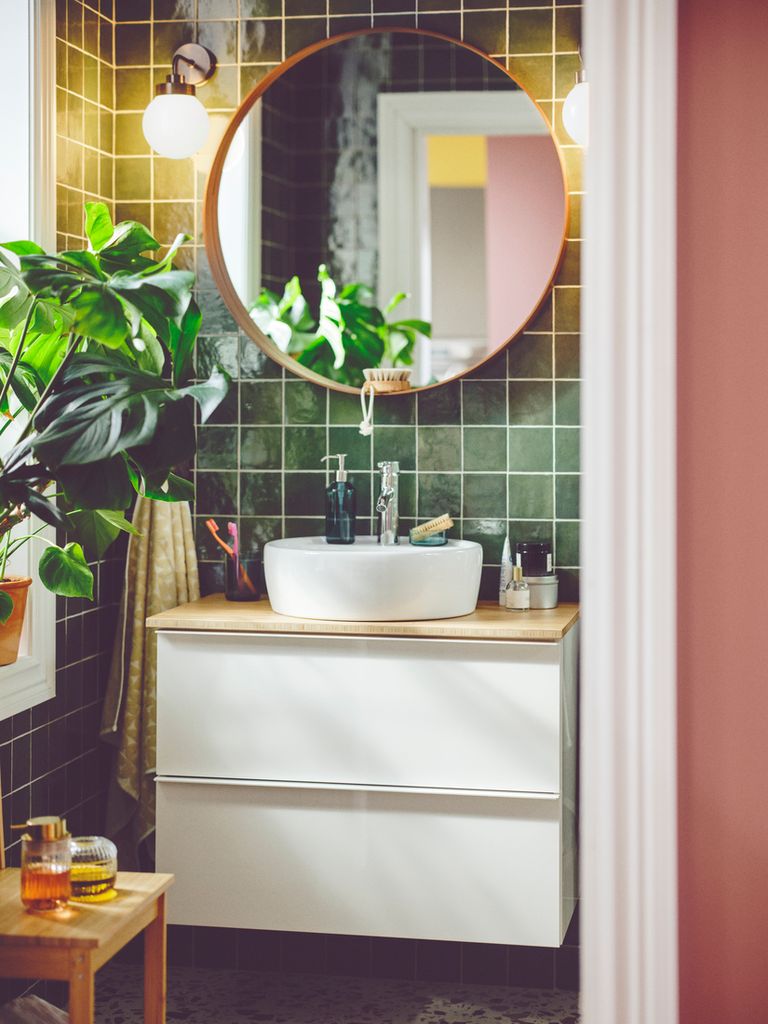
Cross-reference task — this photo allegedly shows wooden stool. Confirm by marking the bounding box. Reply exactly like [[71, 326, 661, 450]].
[[0, 869, 173, 1024]]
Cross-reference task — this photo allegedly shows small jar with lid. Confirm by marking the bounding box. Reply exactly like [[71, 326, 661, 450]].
[[70, 836, 118, 902], [16, 816, 71, 912]]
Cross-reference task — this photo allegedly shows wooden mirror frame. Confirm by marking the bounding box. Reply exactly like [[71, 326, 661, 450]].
[[204, 27, 569, 396]]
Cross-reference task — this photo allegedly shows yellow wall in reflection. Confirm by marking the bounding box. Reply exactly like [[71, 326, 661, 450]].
[[427, 135, 487, 188]]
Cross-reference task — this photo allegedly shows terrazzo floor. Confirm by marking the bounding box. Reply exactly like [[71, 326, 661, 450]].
[[94, 965, 579, 1024]]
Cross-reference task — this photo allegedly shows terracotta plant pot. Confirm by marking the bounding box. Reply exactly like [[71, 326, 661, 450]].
[[0, 577, 33, 666]]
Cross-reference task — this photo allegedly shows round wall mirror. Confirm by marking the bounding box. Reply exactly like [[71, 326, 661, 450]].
[[205, 29, 568, 394]]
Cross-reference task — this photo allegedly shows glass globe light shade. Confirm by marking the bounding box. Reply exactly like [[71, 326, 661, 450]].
[[142, 93, 210, 159], [563, 80, 589, 147]]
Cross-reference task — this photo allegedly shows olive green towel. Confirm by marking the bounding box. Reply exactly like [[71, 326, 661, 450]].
[[100, 496, 199, 867]]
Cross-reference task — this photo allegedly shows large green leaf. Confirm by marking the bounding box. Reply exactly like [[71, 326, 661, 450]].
[[102, 220, 159, 258], [58, 457, 134, 510], [84, 202, 114, 252], [67, 508, 139, 559], [70, 285, 129, 347], [0, 590, 13, 624], [38, 542, 93, 599]]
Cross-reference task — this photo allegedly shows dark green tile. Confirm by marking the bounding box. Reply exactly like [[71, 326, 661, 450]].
[[555, 335, 580, 379], [197, 336, 238, 378], [397, 473, 416, 518], [330, 0, 369, 12], [115, 0, 149, 19], [556, 521, 580, 566], [463, 428, 506, 472], [417, 381, 461, 425], [508, 475, 553, 519], [197, 426, 237, 470], [197, 291, 239, 334], [462, 381, 506, 425], [241, 472, 281, 515], [556, 475, 580, 519], [285, 18, 325, 57], [508, 427, 553, 472], [240, 337, 283, 379], [207, 383, 238, 424], [466, 348, 507, 381], [508, 381, 553, 425], [152, 21, 195, 66], [195, 471, 237, 515], [418, 13, 461, 37], [240, 516, 282, 551], [241, 20, 282, 63], [555, 380, 580, 425], [284, 517, 325, 539], [555, 427, 580, 472], [557, 240, 580, 286], [328, 427, 372, 471], [463, 475, 507, 519], [556, 7, 581, 51], [462, 519, 507, 564], [286, 380, 325, 423], [114, 23, 150, 66], [240, 426, 282, 469], [285, 472, 325, 516], [557, 568, 580, 602], [329, 391, 361, 425], [527, 296, 553, 332], [508, 335, 553, 379], [240, 0, 281, 13], [285, 426, 326, 470], [508, 55, 552, 100], [418, 427, 460, 472], [154, 0, 195, 16], [377, 393, 415, 426], [241, 381, 283, 424], [418, 474, 461, 519], [509, 9, 553, 55], [198, 20, 238, 65], [198, 0, 238, 18], [375, 426, 416, 472], [554, 287, 580, 332], [508, 519, 553, 555], [463, 11, 506, 54]]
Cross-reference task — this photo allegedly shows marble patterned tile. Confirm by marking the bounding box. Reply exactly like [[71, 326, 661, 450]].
[[94, 965, 579, 1024]]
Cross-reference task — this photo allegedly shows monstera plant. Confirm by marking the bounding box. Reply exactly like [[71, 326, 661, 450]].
[[0, 202, 227, 663], [250, 264, 431, 388]]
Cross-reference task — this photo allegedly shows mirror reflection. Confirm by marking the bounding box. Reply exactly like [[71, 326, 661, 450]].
[[216, 31, 566, 389]]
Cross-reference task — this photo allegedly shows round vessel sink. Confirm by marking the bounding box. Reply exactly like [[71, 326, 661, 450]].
[[264, 536, 483, 621]]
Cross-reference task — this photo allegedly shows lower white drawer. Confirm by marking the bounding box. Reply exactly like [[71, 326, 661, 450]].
[[156, 777, 570, 948]]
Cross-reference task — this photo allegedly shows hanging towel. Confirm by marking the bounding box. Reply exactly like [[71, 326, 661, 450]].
[[100, 496, 199, 867]]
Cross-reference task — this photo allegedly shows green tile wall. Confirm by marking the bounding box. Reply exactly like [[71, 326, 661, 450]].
[[111, 2, 582, 601]]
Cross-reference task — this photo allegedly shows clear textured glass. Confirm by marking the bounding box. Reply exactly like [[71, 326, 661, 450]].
[[70, 836, 118, 902], [21, 837, 71, 911]]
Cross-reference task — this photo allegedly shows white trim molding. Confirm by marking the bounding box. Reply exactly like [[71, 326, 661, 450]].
[[581, 0, 679, 1022], [0, 0, 57, 720]]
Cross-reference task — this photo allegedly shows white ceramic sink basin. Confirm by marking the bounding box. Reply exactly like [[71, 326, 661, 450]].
[[264, 536, 483, 621]]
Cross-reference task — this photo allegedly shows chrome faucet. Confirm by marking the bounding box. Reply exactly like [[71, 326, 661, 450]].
[[376, 461, 400, 545]]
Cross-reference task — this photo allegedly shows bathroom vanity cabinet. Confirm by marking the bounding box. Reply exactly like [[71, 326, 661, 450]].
[[149, 597, 579, 948]]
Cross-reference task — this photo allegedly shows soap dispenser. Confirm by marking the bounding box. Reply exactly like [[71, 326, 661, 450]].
[[321, 454, 356, 544]]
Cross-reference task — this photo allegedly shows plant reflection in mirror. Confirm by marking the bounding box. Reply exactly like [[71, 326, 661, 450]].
[[250, 264, 431, 388], [0, 202, 228, 625]]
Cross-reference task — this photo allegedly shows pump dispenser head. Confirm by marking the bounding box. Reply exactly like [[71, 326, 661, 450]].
[[321, 453, 348, 482]]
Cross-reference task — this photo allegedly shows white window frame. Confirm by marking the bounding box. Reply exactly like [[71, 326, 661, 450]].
[[0, 0, 57, 720]]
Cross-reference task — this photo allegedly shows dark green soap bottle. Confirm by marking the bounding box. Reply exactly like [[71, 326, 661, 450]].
[[321, 453, 356, 544]]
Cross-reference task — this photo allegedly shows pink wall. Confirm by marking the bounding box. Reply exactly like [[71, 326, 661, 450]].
[[485, 136, 564, 349], [677, 1, 768, 1019]]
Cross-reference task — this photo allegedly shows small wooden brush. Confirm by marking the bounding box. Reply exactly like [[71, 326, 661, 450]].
[[409, 513, 454, 543]]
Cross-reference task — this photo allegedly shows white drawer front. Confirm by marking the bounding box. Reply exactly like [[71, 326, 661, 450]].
[[157, 632, 561, 794], [157, 778, 564, 947]]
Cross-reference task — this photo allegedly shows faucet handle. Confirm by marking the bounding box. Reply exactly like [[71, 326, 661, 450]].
[[377, 460, 400, 476]]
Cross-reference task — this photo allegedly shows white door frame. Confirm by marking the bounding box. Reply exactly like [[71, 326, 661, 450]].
[[581, 1, 679, 1022]]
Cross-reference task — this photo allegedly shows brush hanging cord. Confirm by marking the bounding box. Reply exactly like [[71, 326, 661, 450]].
[[359, 381, 375, 436]]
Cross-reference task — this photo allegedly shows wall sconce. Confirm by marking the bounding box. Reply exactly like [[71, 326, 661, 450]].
[[143, 43, 217, 160], [563, 66, 588, 147]]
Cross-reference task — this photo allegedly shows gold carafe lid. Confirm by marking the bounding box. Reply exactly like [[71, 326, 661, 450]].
[[13, 816, 70, 841]]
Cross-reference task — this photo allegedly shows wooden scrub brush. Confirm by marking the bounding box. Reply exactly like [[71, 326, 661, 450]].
[[409, 513, 454, 543]]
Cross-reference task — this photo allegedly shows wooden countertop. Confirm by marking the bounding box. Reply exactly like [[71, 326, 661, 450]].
[[147, 595, 579, 642]]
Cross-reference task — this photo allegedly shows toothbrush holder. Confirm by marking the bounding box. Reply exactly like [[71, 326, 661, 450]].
[[225, 553, 262, 601]]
